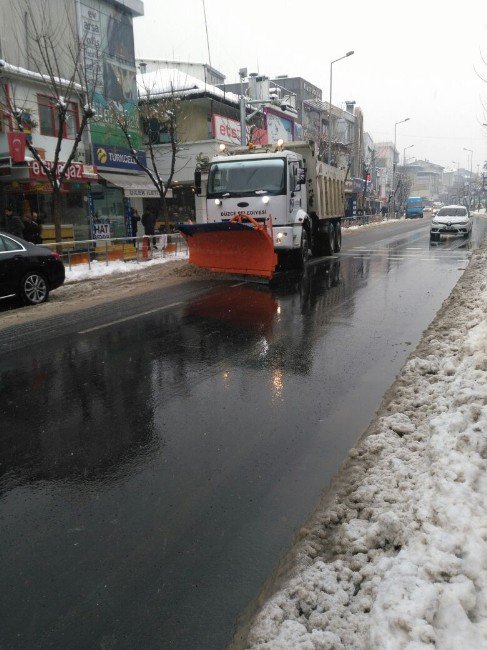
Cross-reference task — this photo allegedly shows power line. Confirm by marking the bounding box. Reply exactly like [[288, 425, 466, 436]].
[[201, 0, 212, 67]]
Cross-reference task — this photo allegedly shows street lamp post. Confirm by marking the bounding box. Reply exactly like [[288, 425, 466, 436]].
[[327, 50, 354, 166], [391, 117, 410, 217], [463, 147, 473, 208], [403, 144, 414, 167], [239, 67, 247, 146]]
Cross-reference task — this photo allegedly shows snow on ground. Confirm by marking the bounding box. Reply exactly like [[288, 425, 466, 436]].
[[64, 251, 188, 283], [241, 243, 487, 649]]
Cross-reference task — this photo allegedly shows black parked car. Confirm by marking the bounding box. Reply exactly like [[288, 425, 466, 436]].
[[0, 232, 65, 305]]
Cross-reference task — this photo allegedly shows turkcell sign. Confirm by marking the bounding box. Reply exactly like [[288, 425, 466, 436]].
[[93, 144, 147, 172]]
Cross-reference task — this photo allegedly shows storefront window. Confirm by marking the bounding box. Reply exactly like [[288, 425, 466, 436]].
[[91, 186, 127, 238]]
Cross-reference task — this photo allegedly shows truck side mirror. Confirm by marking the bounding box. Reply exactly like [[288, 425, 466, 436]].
[[298, 169, 306, 184], [194, 170, 202, 196]]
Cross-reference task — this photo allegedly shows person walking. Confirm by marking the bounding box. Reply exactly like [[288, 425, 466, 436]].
[[141, 207, 157, 249], [130, 207, 141, 242], [31, 212, 42, 244], [22, 213, 41, 244], [4, 207, 24, 238]]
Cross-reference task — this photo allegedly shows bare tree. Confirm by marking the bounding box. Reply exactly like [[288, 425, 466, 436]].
[[1, 1, 97, 243], [395, 169, 413, 213], [110, 81, 185, 222]]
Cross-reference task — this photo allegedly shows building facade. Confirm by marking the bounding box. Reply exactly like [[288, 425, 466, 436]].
[[136, 59, 226, 87], [0, 0, 152, 241]]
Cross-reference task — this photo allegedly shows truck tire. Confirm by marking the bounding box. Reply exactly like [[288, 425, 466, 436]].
[[322, 222, 335, 256], [298, 227, 310, 268], [334, 221, 342, 252]]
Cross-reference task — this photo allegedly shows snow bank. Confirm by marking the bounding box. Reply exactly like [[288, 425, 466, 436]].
[[64, 251, 187, 283], [241, 244, 487, 649]]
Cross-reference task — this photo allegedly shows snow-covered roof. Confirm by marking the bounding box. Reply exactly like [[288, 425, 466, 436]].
[[136, 68, 240, 107], [0, 60, 82, 91]]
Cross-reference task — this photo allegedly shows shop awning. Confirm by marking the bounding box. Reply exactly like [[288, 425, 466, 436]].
[[98, 172, 173, 198]]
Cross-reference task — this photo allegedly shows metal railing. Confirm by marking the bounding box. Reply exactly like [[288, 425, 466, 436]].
[[342, 213, 388, 228], [43, 233, 188, 271]]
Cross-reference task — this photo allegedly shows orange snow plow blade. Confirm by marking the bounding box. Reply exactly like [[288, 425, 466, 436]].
[[178, 214, 277, 279]]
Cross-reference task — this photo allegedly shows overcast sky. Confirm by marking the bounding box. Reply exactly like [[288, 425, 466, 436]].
[[133, 0, 487, 172]]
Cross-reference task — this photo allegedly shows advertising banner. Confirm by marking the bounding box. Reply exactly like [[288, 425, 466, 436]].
[[93, 222, 111, 239], [212, 114, 268, 146], [93, 145, 147, 171], [264, 108, 294, 143], [78, 1, 141, 169]]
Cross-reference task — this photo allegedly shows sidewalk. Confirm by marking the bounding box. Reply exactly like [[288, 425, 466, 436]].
[[237, 242, 487, 649], [64, 250, 188, 283]]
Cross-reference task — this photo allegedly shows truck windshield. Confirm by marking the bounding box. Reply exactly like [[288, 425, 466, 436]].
[[207, 159, 286, 197]]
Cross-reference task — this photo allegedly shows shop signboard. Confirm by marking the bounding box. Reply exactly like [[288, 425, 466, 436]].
[[77, 1, 141, 169], [212, 114, 244, 145], [29, 161, 98, 182], [93, 144, 146, 171], [212, 114, 268, 146], [93, 222, 111, 239]]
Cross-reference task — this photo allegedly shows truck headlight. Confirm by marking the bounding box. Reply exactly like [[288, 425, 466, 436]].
[[262, 196, 270, 204], [215, 199, 221, 206]]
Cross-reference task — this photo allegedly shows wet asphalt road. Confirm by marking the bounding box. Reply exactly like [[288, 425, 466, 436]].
[[1, 217, 486, 649]]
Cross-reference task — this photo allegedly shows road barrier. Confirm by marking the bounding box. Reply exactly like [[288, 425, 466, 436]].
[[42, 234, 188, 270]]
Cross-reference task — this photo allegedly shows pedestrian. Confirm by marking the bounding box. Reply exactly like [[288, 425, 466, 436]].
[[130, 207, 141, 241], [31, 212, 42, 244], [141, 207, 157, 249], [4, 207, 24, 238], [22, 213, 41, 244]]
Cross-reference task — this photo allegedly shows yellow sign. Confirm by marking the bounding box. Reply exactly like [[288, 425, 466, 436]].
[[96, 147, 108, 164]]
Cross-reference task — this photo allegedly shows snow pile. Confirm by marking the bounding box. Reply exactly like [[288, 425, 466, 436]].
[[243, 245, 487, 649], [64, 251, 187, 283]]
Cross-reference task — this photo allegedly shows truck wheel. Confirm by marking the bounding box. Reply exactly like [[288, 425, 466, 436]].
[[322, 223, 335, 256], [298, 227, 310, 268], [334, 222, 342, 252]]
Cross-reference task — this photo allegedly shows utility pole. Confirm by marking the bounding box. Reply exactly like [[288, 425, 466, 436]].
[[327, 51, 354, 166], [239, 68, 247, 146], [463, 147, 473, 208], [391, 117, 410, 217]]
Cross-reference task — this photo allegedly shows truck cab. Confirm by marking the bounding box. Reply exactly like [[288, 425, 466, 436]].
[[205, 149, 308, 253]]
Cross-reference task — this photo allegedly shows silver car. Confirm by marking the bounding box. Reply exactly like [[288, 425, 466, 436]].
[[430, 205, 472, 241]]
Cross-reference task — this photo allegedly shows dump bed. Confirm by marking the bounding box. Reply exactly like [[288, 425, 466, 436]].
[[283, 141, 346, 220]]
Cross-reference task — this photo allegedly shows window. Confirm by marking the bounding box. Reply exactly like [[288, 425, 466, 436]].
[[0, 235, 23, 252], [38, 95, 80, 139]]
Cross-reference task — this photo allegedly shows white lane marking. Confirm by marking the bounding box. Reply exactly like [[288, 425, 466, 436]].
[[343, 251, 466, 259], [351, 256, 465, 262], [230, 281, 248, 287], [78, 301, 183, 334]]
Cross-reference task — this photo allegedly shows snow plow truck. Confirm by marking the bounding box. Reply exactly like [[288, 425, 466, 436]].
[[178, 141, 345, 279]]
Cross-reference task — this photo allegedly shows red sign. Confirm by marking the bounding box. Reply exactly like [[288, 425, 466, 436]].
[[7, 132, 26, 163], [29, 160, 98, 182]]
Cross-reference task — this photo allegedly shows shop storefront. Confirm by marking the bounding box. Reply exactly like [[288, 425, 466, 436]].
[[142, 183, 192, 231], [0, 157, 98, 240], [93, 171, 162, 238]]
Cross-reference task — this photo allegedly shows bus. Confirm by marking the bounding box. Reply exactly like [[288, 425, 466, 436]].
[[405, 196, 424, 218]]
